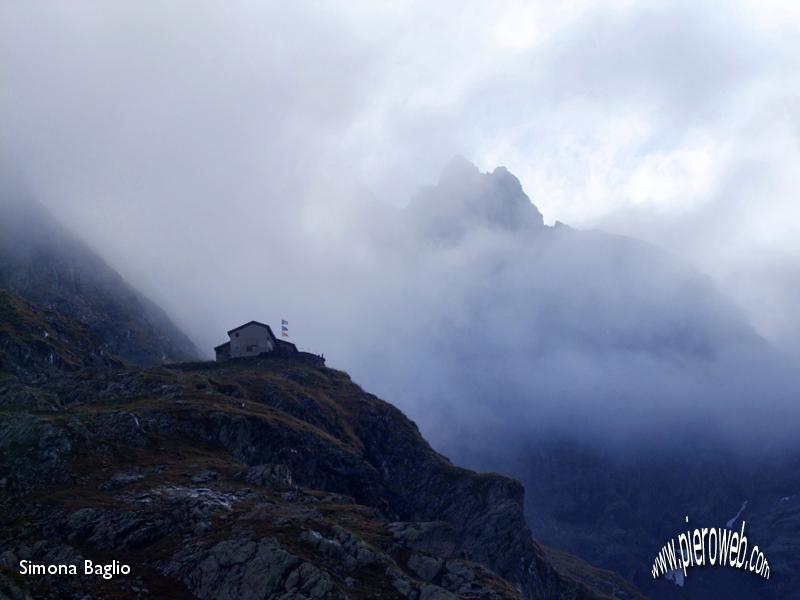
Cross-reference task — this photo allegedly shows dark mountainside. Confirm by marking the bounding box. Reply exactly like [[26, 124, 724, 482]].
[[512, 439, 800, 600], [0, 289, 645, 599], [0, 194, 199, 365]]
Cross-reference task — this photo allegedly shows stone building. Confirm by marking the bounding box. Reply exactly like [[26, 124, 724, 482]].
[[214, 321, 297, 362]]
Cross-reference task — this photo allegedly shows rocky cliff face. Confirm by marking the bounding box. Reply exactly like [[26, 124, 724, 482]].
[[0, 194, 199, 365], [0, 290, 643, 600]]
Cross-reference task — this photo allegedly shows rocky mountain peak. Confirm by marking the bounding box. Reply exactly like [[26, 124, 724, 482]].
[[438, 154, 482, 182], [407, 158, 545, 243]]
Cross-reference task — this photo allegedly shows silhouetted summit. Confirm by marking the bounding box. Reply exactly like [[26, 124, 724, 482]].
[[406, 156, 544, 242]]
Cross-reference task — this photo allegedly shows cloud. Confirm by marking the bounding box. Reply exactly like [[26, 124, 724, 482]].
[[1, 1, 799, 459], [322, 164, 800, 461]]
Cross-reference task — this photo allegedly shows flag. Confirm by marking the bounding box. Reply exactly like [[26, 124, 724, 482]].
[[281, 319, 289, 337], [282, 331, 289, 337], [281, 319, 288, 325]]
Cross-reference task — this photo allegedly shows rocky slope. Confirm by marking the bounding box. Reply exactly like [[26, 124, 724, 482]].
[[0, 290, 644, 599], [0, 193, 198, 365], [513, 439, 800, 599]]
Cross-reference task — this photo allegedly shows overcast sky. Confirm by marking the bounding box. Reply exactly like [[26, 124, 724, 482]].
[[2, 0, 799, 352]]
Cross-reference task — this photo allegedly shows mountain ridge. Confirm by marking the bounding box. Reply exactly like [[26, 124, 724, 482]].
[[0, 193, 199, 366]]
